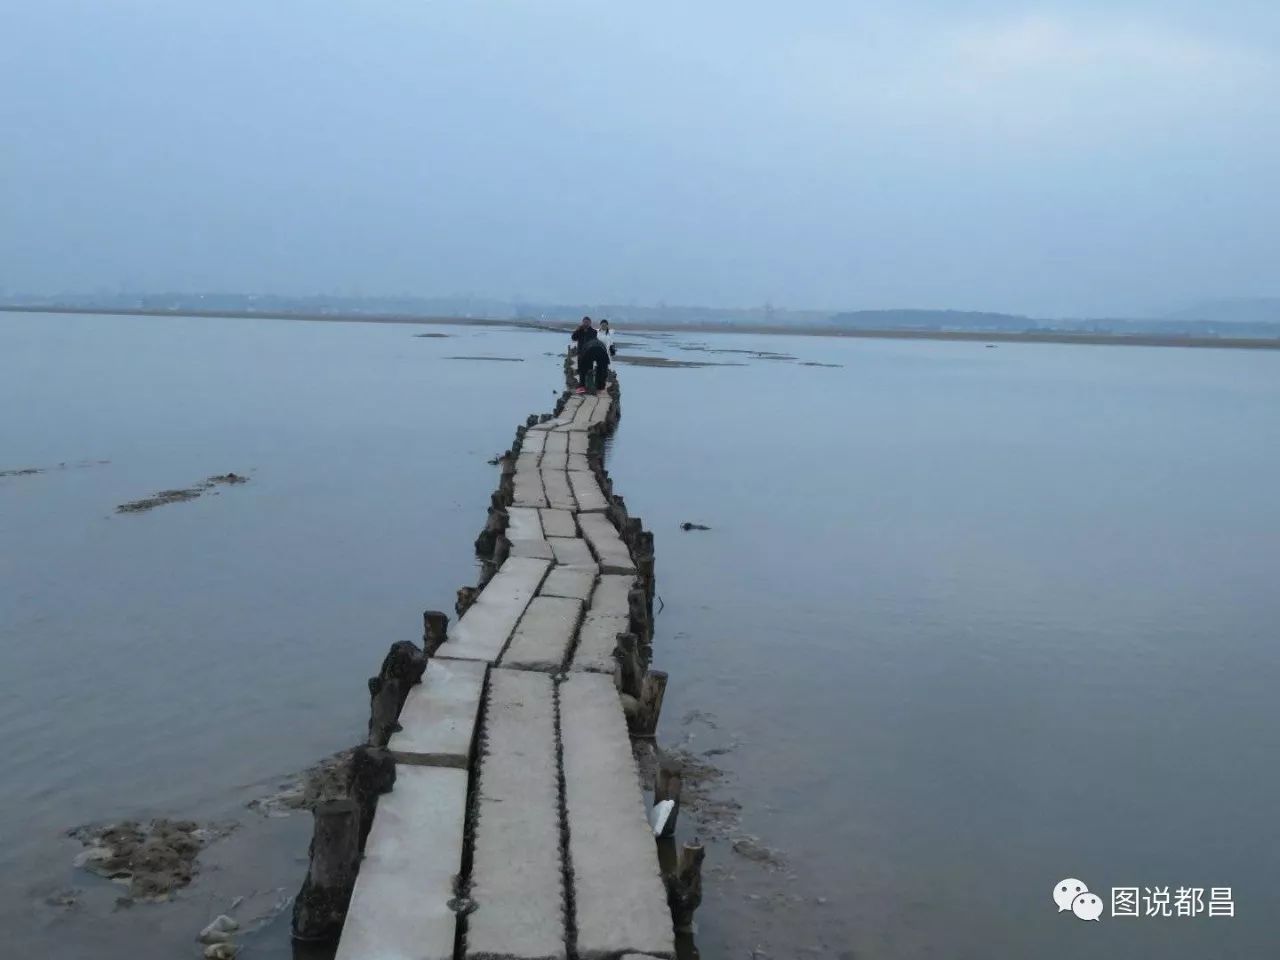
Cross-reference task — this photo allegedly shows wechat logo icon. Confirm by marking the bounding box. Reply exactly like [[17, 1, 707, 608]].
[[1054, 878, 1103, 921]]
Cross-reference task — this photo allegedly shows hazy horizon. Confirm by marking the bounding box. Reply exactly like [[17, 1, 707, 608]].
[[2, 2, 1277, 318]]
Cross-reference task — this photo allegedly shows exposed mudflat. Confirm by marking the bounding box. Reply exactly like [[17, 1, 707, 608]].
[[615, 355, 745, 369], [1, 459, 111, 479], [116, 473, 248, 513], [680, 345, 799, 361]]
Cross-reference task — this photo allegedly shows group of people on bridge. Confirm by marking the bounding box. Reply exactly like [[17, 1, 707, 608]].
[[570, 316, 616, 395]]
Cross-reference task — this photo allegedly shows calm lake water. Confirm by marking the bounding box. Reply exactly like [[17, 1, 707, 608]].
[[3, 312, 1278, 959]]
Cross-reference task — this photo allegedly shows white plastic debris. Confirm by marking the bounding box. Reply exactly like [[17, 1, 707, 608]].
[[650, 799, 675, 837]]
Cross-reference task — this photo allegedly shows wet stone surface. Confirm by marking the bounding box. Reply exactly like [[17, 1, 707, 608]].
[[69, 818, 238, 902]]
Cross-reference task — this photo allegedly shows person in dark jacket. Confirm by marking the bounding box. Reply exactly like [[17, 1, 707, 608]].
[[577, 336, 611, 395], [570, 317, 598, 392], [570, 316, 597, 348]]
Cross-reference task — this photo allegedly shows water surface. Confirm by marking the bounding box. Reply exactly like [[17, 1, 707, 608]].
[[3, 313, 1278, 959]]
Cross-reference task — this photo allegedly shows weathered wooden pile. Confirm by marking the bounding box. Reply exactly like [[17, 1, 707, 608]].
[[291, 353, 701, 960]]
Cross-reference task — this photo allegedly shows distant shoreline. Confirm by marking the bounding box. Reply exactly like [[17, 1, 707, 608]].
[[3, 303, 1279, 351]]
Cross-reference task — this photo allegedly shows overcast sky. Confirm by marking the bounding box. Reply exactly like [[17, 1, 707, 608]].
[[1, 1, 1277, 316]]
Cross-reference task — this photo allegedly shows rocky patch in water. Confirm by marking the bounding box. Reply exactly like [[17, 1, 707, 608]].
[[116, 473, 248, 514], [69, 819, 237, 902], [247, 748, 354, 817]]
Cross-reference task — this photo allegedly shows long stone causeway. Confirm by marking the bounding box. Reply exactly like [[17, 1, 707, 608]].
[[290, 352, 700, 960]]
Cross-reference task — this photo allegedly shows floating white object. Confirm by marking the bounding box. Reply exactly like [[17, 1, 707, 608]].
[[650, 799, 675, 837], [198, 915, 239, 944]]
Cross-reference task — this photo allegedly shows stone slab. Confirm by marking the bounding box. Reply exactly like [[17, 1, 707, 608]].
[[499, 595, 584, 672], [568, 470, 609, 512], [539, 566, 596, 602], [544, 431, 569, 455], [509, 538, 555, 561], [541, 468, 577, 511], [387, 658, 488, 767], [590, 574, 637, 619], [466, 669, 566, 960], [561, 674, 675, 959], [568, 453, 591, 473], [571, 613, 628, 673], [590, 397, 614, 425], [571, 396, 598, 428], [335, 765, 468, 960], [539, 508, 577, 539], [540, 450, 568, 471], [440, 557, 550, 663], [506, 506, 544, 541], [578, 512, 637, 574], [521, 430, 547, 453], [548, 537, 598, 571], [516, 451, 541, 472], [568, 433, 589, 455], [512, 468, 547, 508]]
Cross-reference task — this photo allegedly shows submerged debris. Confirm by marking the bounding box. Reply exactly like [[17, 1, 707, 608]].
[[659, 746, 742, 841], [680, 522, 711, 531], [69, 818, 236, 901], [116, 472, 248, 514], [731, 836, 786, 868], [44, 887, 81, 909]]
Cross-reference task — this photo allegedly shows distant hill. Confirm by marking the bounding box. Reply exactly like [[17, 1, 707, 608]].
[[4, 292, 1278, 340], [1163, 298, 1280, 326], [827, 309, 1036, 332], [828, 307, 1280, 340]]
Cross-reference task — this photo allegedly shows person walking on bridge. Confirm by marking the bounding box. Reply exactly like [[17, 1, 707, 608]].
[[570, 316, 599, 393], [577, 336, 611, 395]]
